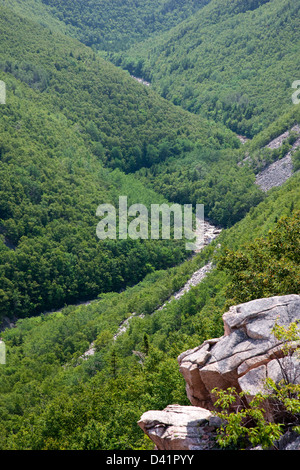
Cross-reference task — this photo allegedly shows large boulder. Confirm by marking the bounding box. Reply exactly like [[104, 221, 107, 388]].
[[178, 295, 300, 410], [138, 295, 300, 450], [138, 405, 300, 451], [138, 404, 221, 450]]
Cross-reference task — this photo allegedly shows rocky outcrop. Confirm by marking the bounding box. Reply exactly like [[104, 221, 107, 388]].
[[178, 294, 300, 410], [138, 295, 300, 450], [138, 403, 300, 450], [265, 125, 300, 150], [138, 405, 220, 450], [255, 154, 293, 192], [255, 124, 300, 192]]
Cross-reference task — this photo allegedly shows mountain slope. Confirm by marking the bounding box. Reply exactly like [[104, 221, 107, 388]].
[[0, 72, 192, 320], [0, 5, 221, 320], [1, 1, 297, 320], [0, 4, 249, 321], [0, 170, 299, 450], [0, 0, 299, 452], [0, 4, 238, 173], [115, 0, 300, 137], [2, 0, 212, 52]]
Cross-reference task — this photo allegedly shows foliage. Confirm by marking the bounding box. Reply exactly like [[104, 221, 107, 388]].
[[0, 178, 299, 449], [136, 146, 264, 228], [212, 321, 300, 450], [212, 388, 283, 449], [292, 148, 300, 173], [115, 0, 300, 137], [0, 78, 194, 319], [0, 0, 300, 452], [272, 321, 300, 359], [24, 0, 211, 52], [0, 5, 237, 173], [0, 4, 238, 320], [219, 211, 300, 306]]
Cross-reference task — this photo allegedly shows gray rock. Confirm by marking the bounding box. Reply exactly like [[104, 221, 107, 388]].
[[138, 405, 218, 450], [255, 154, 293, 192], [255, 124, 300, 192], [178, 295, 300, 409], [279, 432, 300, 450], [138, 295, 300, 450]]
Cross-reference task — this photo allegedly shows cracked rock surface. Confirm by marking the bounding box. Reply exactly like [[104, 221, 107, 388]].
[[178, 295, 300, 410], [138, 295, 300, 450], [138, 405, 220, 450]]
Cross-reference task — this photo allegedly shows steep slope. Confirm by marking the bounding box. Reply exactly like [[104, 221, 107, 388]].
[[0, 4, 248, 321], [135, 145, 265, 228], [0, 0, 299, 452], [0, 172, 298, 450], [0, 5, 238, 174], [0, 0, 69, 35], [1, 0, 298, 321], [2, 0, 212, 52], [236, 104, 300, 191], [0, 73, 192, 321], [115, 0, 300, 137], [0, 5, 223, 320]]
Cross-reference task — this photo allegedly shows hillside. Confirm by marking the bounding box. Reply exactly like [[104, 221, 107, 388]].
[[0, 4, 249, 321], [0, 5, 239, 173], [114, 0, 300, 137], [1, 2, 274, 323], [0, 0, 299, 453], [0, 72, 192, 320], [2, 0, 212, 52], [0, 170, 299, 450], [133, 103, 300, 228]]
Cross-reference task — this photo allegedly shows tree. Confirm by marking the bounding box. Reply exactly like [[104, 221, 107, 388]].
[[218, 212, 300, 306]]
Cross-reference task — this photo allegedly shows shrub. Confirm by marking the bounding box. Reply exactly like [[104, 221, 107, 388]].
[[212, 321, 300, 449]]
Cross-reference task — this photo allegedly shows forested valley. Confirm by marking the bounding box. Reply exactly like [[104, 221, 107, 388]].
[[0, 0, 299, 451]]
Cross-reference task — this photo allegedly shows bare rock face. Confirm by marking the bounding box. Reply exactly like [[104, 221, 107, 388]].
[[255, 124, 300, 192], [178, 295, 300, 410], [138, 295, 300, 450], [138, 405, 221, 450], [255, 155, 294, 192]]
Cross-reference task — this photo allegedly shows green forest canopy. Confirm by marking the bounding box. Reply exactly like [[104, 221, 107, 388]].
[[3, 0, 212, 52], [0, 177, 299, 449], [114, 0, 300, 137], [0, 0, 299, 451]]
